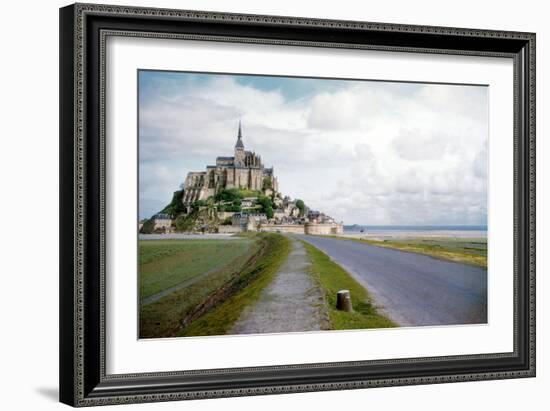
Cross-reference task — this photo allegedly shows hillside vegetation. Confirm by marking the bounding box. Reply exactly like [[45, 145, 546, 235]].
[[141, 187, 283, 233]]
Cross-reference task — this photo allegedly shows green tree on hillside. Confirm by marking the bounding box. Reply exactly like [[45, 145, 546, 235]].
[[262, 176, 273, 190], [139, 218, 156, 234], [257, 195, 274, 219], [192, 199, 208, 209], [160, 190, 186, 217], [214, 188, 262, 203], [214, 189, 241, 202], [295, 199, 305, 217]]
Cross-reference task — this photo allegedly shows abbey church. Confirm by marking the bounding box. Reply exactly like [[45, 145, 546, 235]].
[[182, 122, 279, 204]]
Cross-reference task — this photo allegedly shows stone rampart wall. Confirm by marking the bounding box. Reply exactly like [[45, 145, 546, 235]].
[[260, 224, 305, 234], [305, 223, 344, 235]]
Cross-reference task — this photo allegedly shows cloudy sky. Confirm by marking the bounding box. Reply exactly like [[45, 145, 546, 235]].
[[138, 70, 488, 226]]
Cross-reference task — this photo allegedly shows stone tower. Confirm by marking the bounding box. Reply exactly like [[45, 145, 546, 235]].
[[234, 121, 245, 166], [181, 120, 278, 204]]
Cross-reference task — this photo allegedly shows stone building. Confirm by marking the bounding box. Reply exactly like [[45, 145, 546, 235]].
[[182, 122, 279, 204], [152, 213, 174, 232], [232, 212, 268, 231], [241, 197, 258, 209]]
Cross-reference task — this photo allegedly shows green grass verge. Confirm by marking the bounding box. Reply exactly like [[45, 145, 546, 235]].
[[177, 233, 292, 337], [301, 241, 397, 330], [139, 239, 254, 299]]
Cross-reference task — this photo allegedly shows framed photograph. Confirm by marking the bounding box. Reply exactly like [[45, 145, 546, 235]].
[[59, 3, 536, 407]]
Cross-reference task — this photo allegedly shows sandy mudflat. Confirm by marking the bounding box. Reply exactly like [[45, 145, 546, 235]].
[[339, 230, 487, 241]]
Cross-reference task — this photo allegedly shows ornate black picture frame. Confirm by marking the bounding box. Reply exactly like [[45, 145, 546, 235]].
[[59, 3, 535, 407]]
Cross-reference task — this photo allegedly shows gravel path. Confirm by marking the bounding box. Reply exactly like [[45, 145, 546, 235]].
[[299, 235, 487, 327], [230, 239, 329, 335]]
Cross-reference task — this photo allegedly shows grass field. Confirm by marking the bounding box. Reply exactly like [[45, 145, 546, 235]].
[[301, 241, 396, 330], [139, 239, 255, 300], [139, 237, 262, 338], [140, 233, 291, 338], [331, 236, 487, 268], [177, 233, 291, 337]]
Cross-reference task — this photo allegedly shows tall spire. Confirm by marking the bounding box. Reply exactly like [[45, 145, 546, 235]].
[[235, 120, 244, 149]]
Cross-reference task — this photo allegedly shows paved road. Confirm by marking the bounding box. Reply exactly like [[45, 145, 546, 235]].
[[230, 239, 330, 335], [298, 235, 487, 327]]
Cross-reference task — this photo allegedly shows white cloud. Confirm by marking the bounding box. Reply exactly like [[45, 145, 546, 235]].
[[139, 74, 488, 225], [307, 90, 362, 130]]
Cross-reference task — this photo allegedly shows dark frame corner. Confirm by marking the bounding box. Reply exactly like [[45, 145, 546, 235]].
[[60, 2, 535, 407]]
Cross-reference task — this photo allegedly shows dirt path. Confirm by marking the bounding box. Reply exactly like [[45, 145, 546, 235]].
[[230, 238, 329, 335]]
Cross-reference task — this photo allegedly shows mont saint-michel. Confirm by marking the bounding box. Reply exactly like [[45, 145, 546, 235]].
[[138, 70, 487, 340], [140, 122, 343, 236]]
